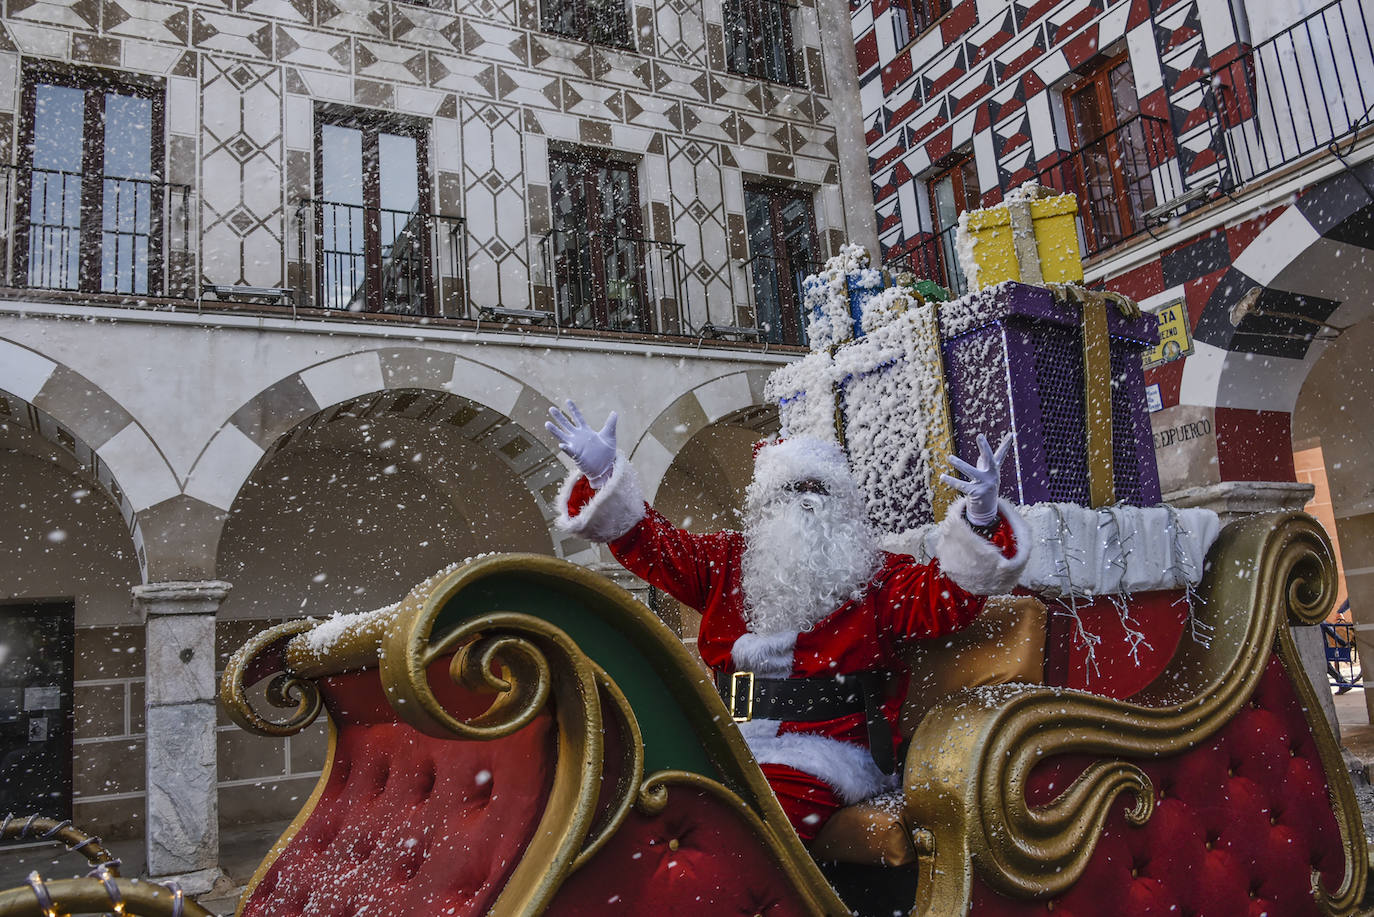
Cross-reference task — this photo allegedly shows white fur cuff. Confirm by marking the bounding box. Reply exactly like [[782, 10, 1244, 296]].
[[738, 719, 897, 805], [731, 631, 798, 677], [935, 497, 1030, 596], [555, 454, 646, 543]]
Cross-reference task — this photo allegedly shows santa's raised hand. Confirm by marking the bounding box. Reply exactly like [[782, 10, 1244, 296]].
[[940, 433, 1012, 526], [546, 400, 618, 488]]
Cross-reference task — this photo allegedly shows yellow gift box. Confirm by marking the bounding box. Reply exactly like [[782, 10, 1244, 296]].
[[959, 189, 1084, 291]]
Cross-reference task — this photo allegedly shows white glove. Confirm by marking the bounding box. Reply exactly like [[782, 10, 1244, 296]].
[[940, 433, 1011, 526], [546, 400, 618, 488]]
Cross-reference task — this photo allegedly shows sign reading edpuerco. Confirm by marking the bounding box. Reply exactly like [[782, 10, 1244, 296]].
[[1144, 299, 1193, 368]]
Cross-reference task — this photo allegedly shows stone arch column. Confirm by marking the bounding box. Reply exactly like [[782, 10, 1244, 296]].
[[0, 341, 231, 890]]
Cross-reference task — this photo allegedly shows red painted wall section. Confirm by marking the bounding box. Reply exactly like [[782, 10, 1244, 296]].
[[1214, 408, 1297, 482]]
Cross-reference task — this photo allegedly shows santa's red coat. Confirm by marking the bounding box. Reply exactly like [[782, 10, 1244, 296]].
[[561, 464, 1026, 812]]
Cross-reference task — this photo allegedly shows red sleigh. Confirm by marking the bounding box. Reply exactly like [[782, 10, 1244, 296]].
[[1, 511, 1368, 916]]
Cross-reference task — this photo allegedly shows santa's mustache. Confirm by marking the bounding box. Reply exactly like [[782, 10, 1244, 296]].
[[740, 490, 881, 635]]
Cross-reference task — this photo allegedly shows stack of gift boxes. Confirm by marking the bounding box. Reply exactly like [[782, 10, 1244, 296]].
[[766, 187, 1161, 536]]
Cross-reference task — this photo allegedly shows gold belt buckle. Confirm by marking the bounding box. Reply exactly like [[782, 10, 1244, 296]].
[[730, 670, 755, 722]]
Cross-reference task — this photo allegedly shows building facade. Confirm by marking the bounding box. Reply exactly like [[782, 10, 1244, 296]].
[[0, 0, 877, 891], [852, 0, 1374, 696]]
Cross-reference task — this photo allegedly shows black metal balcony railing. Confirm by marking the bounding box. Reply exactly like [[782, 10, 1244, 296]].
[[0, 164, 194, 297], [1036, 115, 1179, 257], [294, 200, 468, 317], [894, 222, 965, 297], [1213, 0, 1374, 185], [741, 250, 821, 345], [539, 229, 689, 334]]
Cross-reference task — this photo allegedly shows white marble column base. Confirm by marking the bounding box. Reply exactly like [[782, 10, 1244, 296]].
[[146, 865, 224, 896]]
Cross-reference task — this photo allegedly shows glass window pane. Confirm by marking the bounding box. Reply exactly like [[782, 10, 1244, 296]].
[[1109, 62, 1140, 122], [104, 94, 153, 180], [931, 173, 958, 230], [32, 85, 84, 173], [745, 189, 782, 342], [1070, 84, 1106, 143], [321, 124, 364, 205], [378, 132, 419, 214]]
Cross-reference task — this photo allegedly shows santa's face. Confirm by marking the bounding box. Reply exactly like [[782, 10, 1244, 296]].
[[739, 472, 880, 636]]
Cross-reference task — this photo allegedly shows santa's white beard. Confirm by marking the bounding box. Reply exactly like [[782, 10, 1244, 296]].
[[740, 492, 882, 635]]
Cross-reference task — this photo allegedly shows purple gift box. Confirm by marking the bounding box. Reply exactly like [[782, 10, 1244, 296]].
[[939, 281, 1160, 515]]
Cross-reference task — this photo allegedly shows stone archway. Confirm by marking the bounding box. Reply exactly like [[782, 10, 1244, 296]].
[[1177, 164, 1374, 486], [629, 368, 777, 503], [0, 338, 181, 580], [184, 347, 576, 572]]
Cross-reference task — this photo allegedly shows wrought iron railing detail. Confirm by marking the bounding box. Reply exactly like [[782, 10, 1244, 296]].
[[294, 200, 468, 317], [891, 223, 966, 296], [1035, 115, 1179, 257], [1211, 0, 1374, 186], [538, 229, 688, 334], [0, 164, 194, 297], [740, 251, 820, 345]]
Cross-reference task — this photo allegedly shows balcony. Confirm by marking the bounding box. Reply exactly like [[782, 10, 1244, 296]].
[[538, 229, 689, 335], [293, 199, 468, 317], [891, 223, 966, 297], [1036, 115, 1180, 257], [1026, 0, 1374, 260], [0, 164, 195, 299], [1212, 0, 1374, 184]]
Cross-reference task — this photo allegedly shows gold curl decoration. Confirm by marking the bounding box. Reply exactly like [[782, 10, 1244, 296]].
[[0, 816, 121, 875], [379, 602, 602, 917], [0, 875, 213, 917], [906, 512, 1366, 914], [219, 619, 323, 737]]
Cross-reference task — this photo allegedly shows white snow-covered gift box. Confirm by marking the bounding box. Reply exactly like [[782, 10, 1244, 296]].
[[767, 279, 1162, 534]]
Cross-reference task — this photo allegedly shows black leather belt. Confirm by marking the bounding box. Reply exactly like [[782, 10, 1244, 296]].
[[715, 671, 866, 722], [715, 669, 897, 774]]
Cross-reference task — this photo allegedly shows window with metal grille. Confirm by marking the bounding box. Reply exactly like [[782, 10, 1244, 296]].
[[18, 65, 173, 296], [312, 106, 434, 315], [724, 0, 802, 85], [541, 0, 633, 49], [547, 150, 650, 332], [743, 184, 818, 346], [1063, 54, 1159, 252], [922, 153, 978, 295]]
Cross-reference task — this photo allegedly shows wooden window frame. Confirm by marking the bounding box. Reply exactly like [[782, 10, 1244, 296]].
[[1063, 51, 1155, 251], [313, 104, 433, 315], [925, 153, 979, 292], [548, 149, 650, 331], [17, 63, 166, 295], [743, 181, 819, 346]]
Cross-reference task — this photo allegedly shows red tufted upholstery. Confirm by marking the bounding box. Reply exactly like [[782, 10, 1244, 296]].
[[239, 664, 555, 917], [970, 655, 1347, 917], [548, 784, 819, 916], [1044, 591, 1191, 700]]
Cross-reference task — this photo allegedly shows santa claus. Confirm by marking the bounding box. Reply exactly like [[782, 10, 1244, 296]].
[[547, 402, 1029, 842]]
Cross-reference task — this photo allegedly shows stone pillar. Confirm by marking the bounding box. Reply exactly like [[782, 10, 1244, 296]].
[[134, 580, 231, 894], [1166, 480, 1340, 735]]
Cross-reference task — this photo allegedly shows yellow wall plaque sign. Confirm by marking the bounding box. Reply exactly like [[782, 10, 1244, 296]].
[[1144, 299, 1193, 367]]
